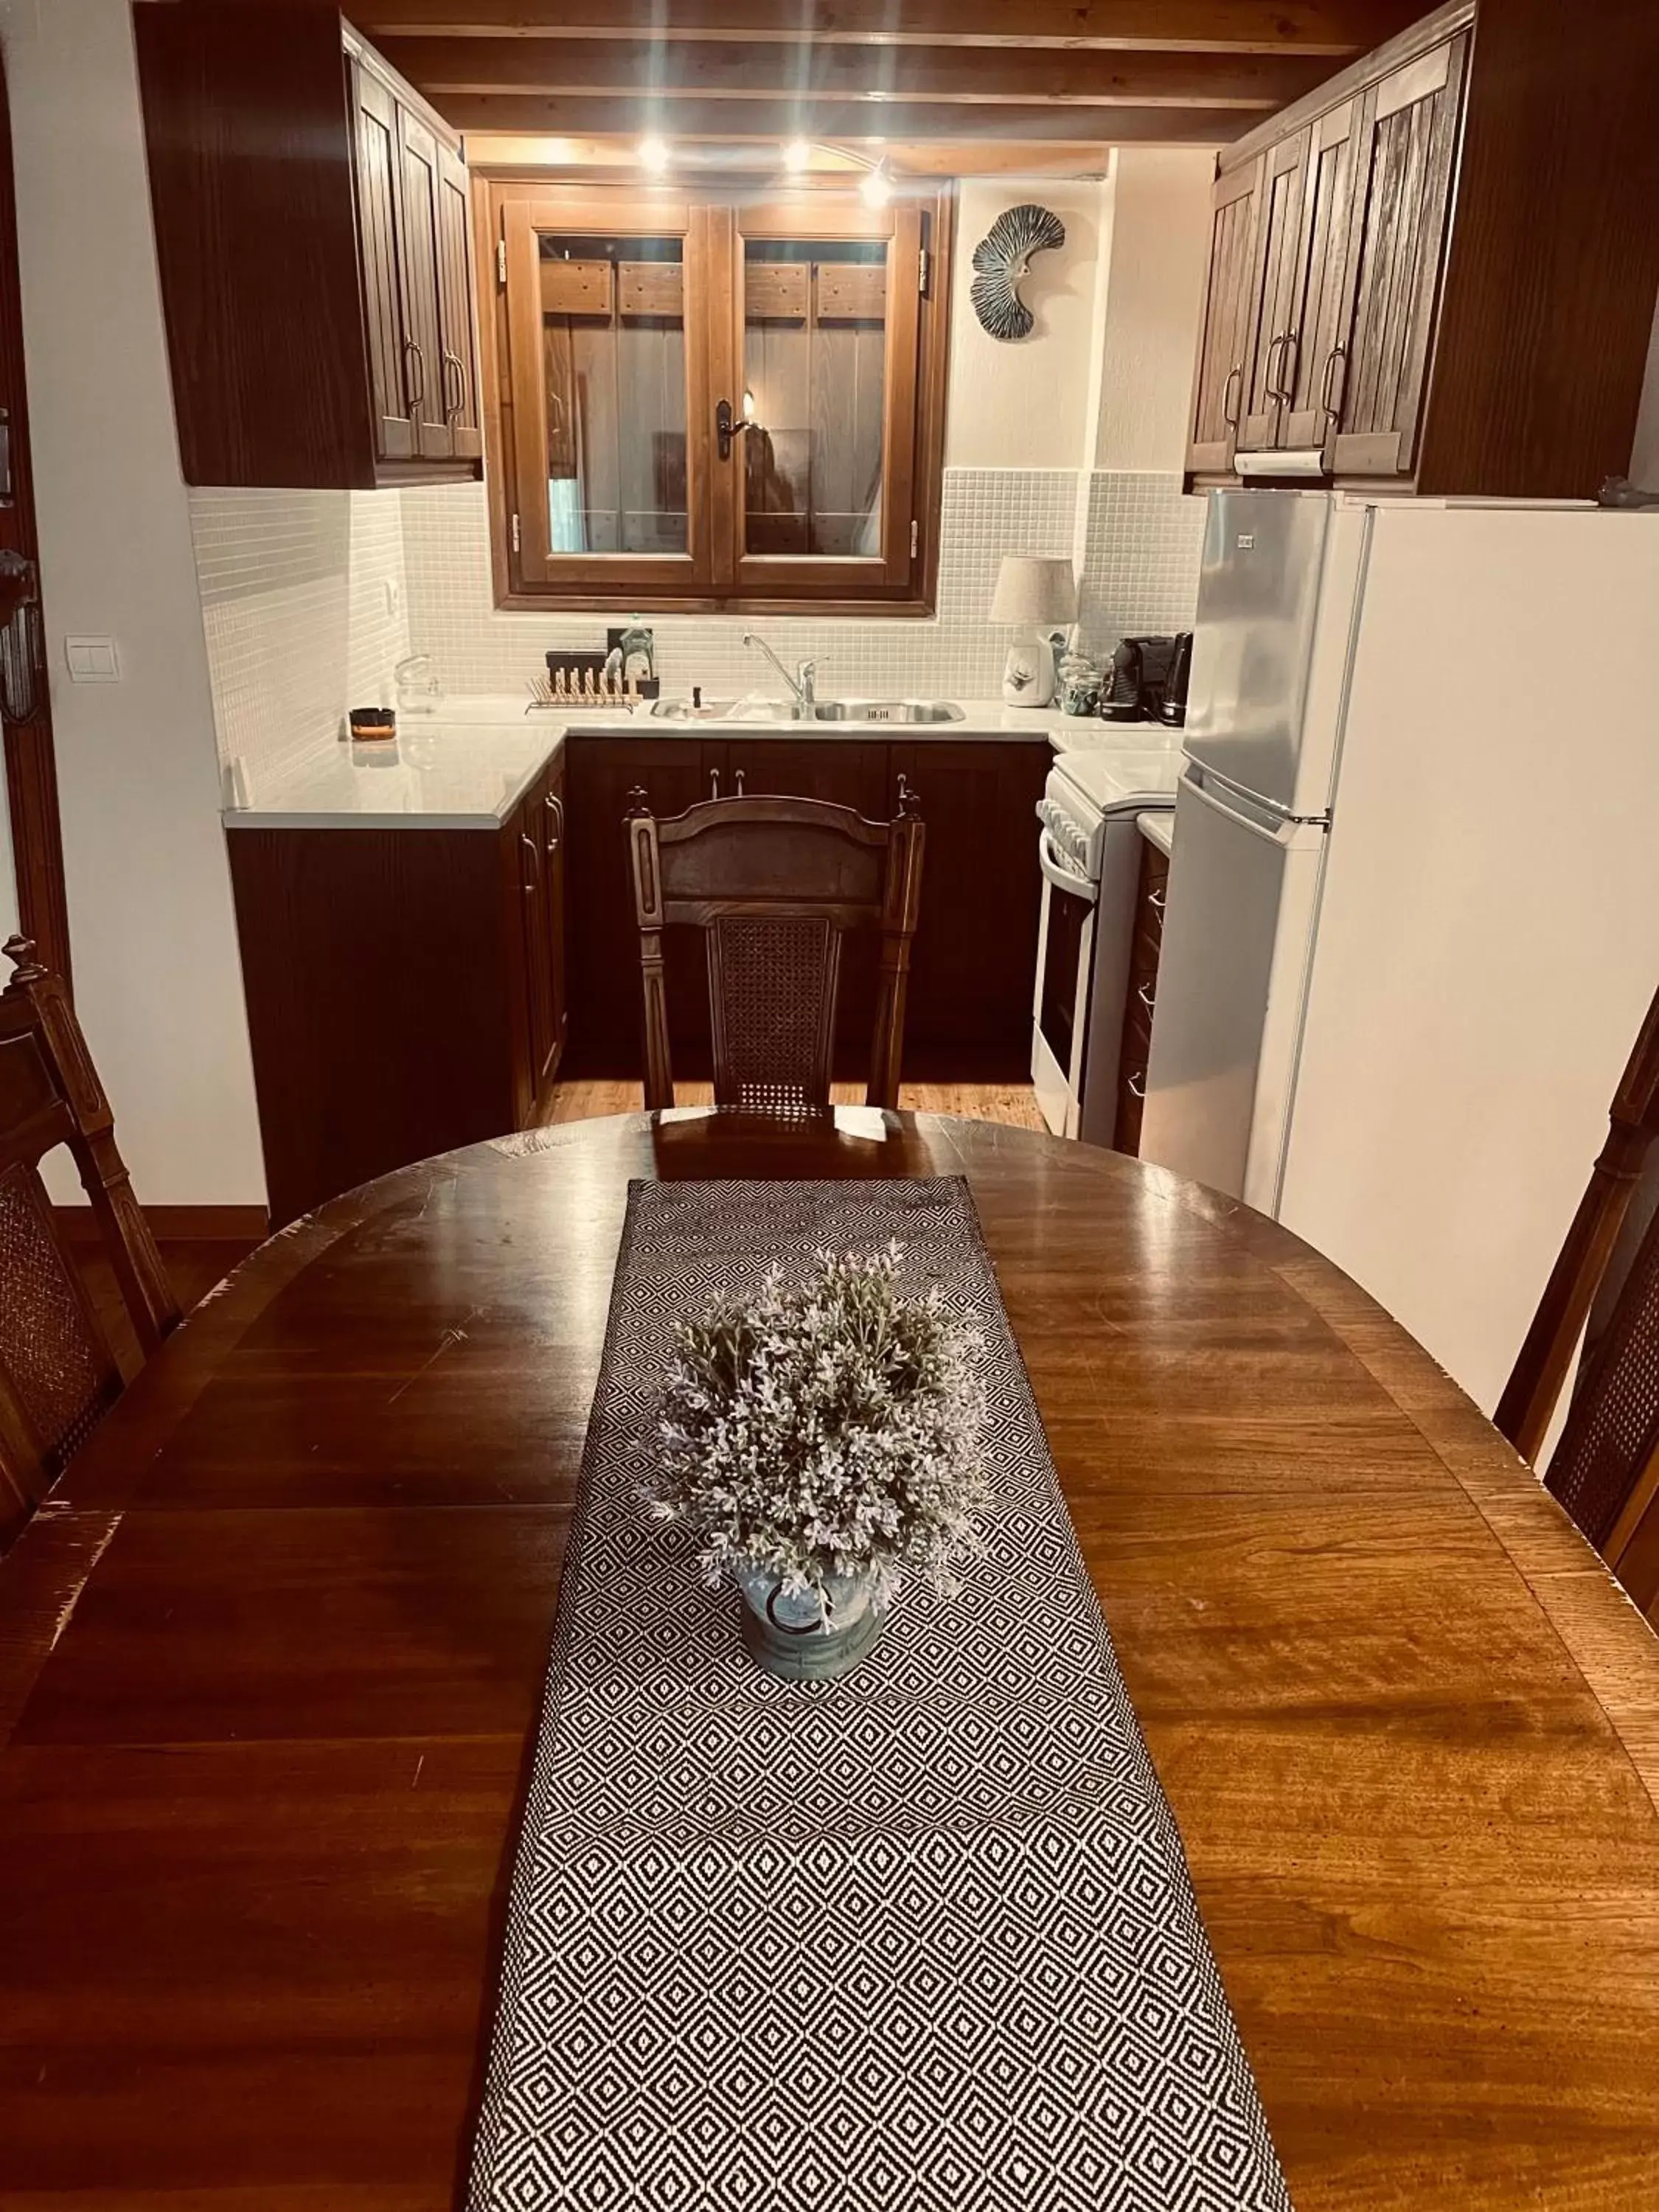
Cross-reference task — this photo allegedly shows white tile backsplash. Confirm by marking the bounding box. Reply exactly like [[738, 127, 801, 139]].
[[189, 487, 409, 798], [190, 468, 1202, 789], [399, 469, 1091, 704]]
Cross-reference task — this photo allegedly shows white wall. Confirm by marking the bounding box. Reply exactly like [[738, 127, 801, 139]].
[[945, 178, 1109, 470], [1088, 150, 1215, 474], [1, 0, 265, 1206]]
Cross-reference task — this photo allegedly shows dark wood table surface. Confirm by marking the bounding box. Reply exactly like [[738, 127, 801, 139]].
[[3, 1110, 1658, 2209]]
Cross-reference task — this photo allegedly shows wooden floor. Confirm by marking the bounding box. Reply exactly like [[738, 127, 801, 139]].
[[546, 1080, 1048, 1128]]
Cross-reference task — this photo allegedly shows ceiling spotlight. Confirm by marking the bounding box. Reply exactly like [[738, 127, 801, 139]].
[[859, 164, 893, 209], [638, 136, 671, 174], [782, 138, 812, 173]]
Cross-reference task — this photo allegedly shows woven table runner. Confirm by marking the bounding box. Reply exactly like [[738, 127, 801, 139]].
[[469, 1178, 1291, 2212]]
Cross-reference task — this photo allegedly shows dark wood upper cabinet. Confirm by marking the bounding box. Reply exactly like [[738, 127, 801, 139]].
[[1186, 0, 1659, 499], [1186, 163, 1262, 475], [1326, 35, 1467, 479], [136, 3, 482, 490], [350, 61, 415, 466], [1236, 128, 1311, 453], [481, 179, 951, 614], [1279, 97, 1363, 451]]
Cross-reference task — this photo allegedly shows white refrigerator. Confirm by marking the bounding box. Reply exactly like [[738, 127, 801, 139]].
[[1141, 490, 1659, 1418]]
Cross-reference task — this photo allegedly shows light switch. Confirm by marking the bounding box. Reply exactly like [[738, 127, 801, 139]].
[[65, 636, 121, 682]]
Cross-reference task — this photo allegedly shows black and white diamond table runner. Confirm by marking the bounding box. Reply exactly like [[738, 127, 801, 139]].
[[468, 1178, 1292, 2212]]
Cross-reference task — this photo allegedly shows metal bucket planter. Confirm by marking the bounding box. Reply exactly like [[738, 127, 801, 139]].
[[736, 1566, 885, 1681]]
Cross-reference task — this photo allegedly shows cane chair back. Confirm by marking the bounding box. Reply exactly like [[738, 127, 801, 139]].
[[1498, 981, 1659, 1606], [0, 937, 180, 1545], [626, 791, 925, 1113]]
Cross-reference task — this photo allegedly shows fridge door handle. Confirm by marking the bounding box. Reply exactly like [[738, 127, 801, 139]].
[[1182, 769, 1302, 849], [1037, 831, 1098, 905]]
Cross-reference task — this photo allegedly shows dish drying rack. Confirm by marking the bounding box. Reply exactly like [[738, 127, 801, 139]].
[[527, 668, 645, 712]]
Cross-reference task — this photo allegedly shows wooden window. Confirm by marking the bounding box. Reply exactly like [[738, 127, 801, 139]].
[[481, 181, 951, 614]]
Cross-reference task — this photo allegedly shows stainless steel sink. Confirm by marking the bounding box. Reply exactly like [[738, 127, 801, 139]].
[[650, 697, 963, 726], [807, 700, 964, 725]]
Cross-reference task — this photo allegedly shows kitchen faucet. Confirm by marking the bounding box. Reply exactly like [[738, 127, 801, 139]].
[[742, 632, 815, 709]]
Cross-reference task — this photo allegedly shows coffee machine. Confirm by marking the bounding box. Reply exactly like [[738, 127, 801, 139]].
[[1100, 634, 1176, 722]]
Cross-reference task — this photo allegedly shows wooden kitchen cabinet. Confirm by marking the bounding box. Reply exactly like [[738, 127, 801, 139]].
[[888, 741, 1051, 1079], [1236, 130, 1311, 454], [1186, 162, 1262, 475], [136, 3, 482, 490], [1113, 838, 1169, 1158], [226, 746, 566, 1228], [1325, 37, 1467, 480], [562, 734, 1049, 1087], [1185, 0, 1659, 499]]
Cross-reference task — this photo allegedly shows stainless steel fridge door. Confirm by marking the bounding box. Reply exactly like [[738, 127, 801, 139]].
[[1140, 766, 1326, 1208], [1185, 488, 1332, 816]]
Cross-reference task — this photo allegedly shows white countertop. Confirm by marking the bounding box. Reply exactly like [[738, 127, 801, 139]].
[[1138, 809, 1176, 858], [219, 695, 1181, 830]]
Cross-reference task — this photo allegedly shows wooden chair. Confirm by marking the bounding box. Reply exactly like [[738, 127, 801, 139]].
[[625, 788, 925, 1113], [0, 936, 180, 1546], [1497, 981, 1659, 1605]]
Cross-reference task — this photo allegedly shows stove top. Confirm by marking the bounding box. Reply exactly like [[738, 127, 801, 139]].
[[1052, 746, 1180, 813]]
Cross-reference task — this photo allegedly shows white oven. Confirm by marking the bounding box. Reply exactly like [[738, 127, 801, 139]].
[[1033, 748, 1179, 1141]]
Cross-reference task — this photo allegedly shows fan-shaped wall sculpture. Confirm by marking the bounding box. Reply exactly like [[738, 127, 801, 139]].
[[970, 203, 1066, 342]]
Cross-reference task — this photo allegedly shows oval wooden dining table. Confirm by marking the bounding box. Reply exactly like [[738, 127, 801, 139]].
[[2, 1109, 1658, 2210]]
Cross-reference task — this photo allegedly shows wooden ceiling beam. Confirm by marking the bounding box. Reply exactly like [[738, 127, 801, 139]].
[[355, 1, 1412, 56], [436, 92, 1248, 141], [463, 131, 1125, 176], [377, 35, 1336, 107]]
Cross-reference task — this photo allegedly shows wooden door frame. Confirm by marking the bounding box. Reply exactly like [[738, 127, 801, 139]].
[[0, 50, 71, 989]]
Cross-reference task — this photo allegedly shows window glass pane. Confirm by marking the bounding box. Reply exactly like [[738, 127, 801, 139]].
[[538, 232, 686, 557], [742, 237, 886, 560]]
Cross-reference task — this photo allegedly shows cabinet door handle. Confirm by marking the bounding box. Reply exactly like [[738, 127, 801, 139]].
[[734, 767, 745, 796], [1147, 884, 1166, 918], [1319, 343, 1348, 423], [1222, 363, 1242, 430], [1262, 334, 1287, 408], [1276, 329, 1300, 403], [520, 831, 538, 891], [1127, 1070, 1147, 1101], [1137, 979, 1157, 1012], [544, 790, 564, 855], [709, 768, 720, 798], [442, 349, 465, 423], [896, 771, 918, 811], [403, 338, 425, 417]]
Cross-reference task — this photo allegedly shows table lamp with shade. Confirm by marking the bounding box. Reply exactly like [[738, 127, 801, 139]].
[[989, 554, 1077, 708]]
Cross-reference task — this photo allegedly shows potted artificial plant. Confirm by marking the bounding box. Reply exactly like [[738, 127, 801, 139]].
[[647, 1246, 988, 1680]]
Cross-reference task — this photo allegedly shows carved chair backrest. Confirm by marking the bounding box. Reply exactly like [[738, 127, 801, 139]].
[[626, 792, 925, 1113], [0, 938, 180, 1546], [1498, 981, 1659, 1595]]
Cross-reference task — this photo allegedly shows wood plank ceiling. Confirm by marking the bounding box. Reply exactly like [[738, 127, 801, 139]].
[[356, 1, 1432, 171]]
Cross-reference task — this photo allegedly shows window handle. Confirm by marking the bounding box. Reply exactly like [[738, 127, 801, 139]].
[[714, 397, 750, 462]]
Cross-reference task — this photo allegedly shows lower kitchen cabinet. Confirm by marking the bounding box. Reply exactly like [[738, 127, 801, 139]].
[[1113, 836, 1169, 1156], [888, 740, 1052, 1079], [562, 732, 1049, 1085], [226, 748, 567, 1227]]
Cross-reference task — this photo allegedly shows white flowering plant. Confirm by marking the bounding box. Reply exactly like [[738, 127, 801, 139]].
[[648, 1244, 988, 1608]]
